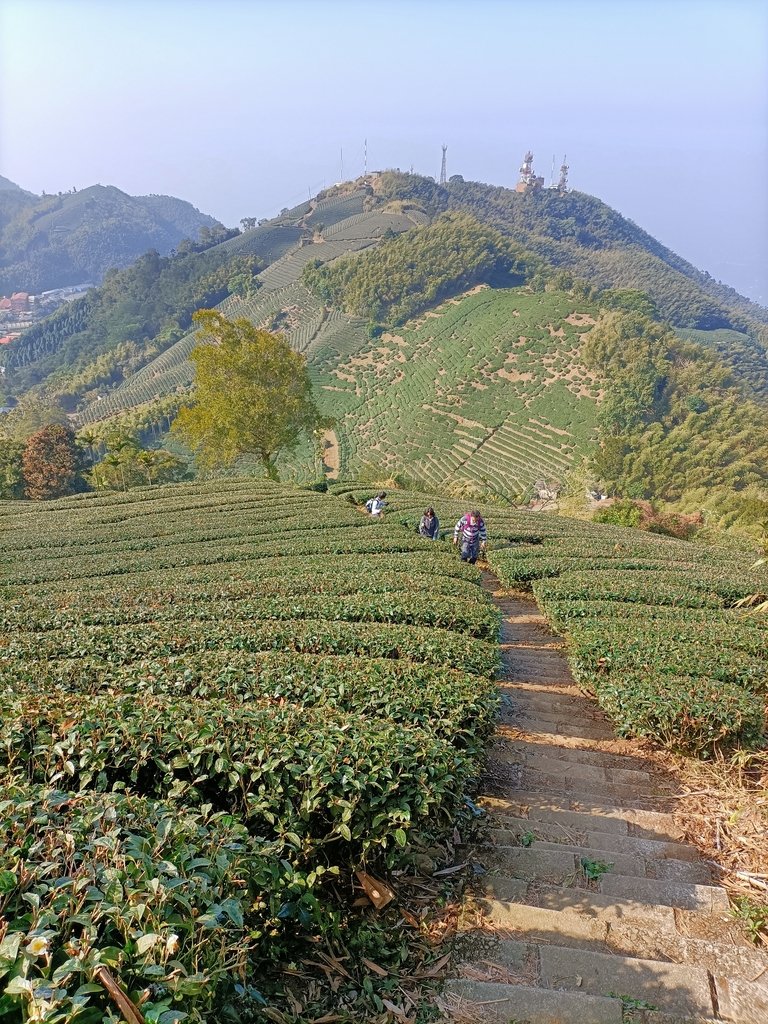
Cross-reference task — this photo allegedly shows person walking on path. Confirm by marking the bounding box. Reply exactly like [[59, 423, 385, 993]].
[[453, 509, 486, 564], [418, 507, 440, 540], [365, 491, 387, 517]]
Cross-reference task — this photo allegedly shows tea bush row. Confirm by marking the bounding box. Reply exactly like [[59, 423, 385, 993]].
[[486, 525, 766, 752], [0, 482, 500, 1021]]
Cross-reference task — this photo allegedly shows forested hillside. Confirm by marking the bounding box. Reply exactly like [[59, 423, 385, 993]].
[[303, 212, 538, 325], [3, 248, 259, 401], [374, 172, 768, 339], [582, 311, 768, 515], [0, 183, 222, 293]]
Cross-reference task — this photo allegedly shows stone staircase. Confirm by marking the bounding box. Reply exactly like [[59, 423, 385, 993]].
[[441, 578, 768, 1024]]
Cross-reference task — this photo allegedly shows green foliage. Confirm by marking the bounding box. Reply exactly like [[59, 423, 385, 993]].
[[593, 500, 643, 528], [87, 430, 189, 491], [0, 786, 276, 1023], [355, 489, 767, 754], [676, 327, 768, 401], [731, 895, 768, 945], [0, 479, 499, 1021], [0, 183, 223, 295], [0, 439, 25, 498], [172, 311, 327, 477], [580, 857, 613, 881], [583, 311, 768, 504], [477, 508, 768, 753], [376, 171, 768, 335], [303, 212, 539, 326], [0, 394, 70, 441], [5, 250, 260, 401]]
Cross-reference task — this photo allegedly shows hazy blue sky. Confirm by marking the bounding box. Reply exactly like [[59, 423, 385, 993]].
[[1, 0, 766, 302]]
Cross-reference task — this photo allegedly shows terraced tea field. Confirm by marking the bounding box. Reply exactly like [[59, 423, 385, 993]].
[[335, 483, 768, 753], [0, 480, 502, 1022], [78, 194, 419, 427], [314, 288, 601, 496]]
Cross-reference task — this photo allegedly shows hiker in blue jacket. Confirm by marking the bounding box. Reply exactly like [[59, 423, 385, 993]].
[[453, 510, 487, 564]]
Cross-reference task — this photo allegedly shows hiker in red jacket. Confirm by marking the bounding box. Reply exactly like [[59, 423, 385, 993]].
[[453, 510, 487, 564]]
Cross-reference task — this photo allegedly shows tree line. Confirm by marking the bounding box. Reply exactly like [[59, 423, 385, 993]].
[[303, 212, 540, 327]]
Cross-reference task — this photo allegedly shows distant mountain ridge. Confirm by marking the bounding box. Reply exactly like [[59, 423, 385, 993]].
[[0, 182, 222, 293], [0, 175, 30, 194]]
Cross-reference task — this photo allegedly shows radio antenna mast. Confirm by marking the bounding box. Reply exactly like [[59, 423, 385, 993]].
[[440, 144, 447, 185], [557, 154, 569, 192]]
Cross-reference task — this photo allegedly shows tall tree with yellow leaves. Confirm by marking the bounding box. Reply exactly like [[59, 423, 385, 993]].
[[172, 310, 327, 479]]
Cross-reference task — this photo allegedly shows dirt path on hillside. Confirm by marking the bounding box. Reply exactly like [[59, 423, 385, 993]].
[[322, 429, 340, 480], [437, 572, 768, 1023]]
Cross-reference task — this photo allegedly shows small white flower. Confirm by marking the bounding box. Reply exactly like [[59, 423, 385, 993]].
[[26, 936, 49, 958], [166, 933, 180, 955]]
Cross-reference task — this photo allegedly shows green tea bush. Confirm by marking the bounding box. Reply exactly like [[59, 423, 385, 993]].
[[484, 512, 768, 752], [0, 786, 316, 1023], [0, 481, 500, 1021]]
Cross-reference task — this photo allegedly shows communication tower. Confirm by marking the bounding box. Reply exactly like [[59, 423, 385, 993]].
[[557, 155, 569, 192], [440, 144, 447, 185], [515, 151, 544, 193]]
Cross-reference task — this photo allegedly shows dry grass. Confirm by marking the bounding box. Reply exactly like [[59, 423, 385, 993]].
[[649, 744, 768, 939]]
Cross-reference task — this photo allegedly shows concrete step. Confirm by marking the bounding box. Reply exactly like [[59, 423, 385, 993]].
[[494, 749, 654, 788], [460, 938, 716, 1017], [484, 841, 648, 881], [488, 814, 699, 861], [480, 795, 685, 841], [538, 942, 715, 1017], [442, 979, 623, 1023], [463, 895, 768, 981], [493, 736, 652, 773], [715, 974, 768, 1024], [481, 880, 735, 932], [498, 706, 612, 731], [477, 891, 674, 943], [515, 768, 665, 808], [598, 873, 729, 913], [478, 846, 585, 884], [496, 698, 604, 722], [481, 843, 716, 901], [506, 717, 618, 741], [533, 841, 710, 885]]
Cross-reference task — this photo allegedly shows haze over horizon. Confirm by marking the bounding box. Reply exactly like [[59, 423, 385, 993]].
[[1, 0, 766, 304]]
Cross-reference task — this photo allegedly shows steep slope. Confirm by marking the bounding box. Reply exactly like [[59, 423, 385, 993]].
[[0, 175, 29, 193], [375, 172, 768, 338], [0, 184, 222, 293], [76, 192, 426, 424], [309, 287, 600, 498], [676, 327, 768, 400]]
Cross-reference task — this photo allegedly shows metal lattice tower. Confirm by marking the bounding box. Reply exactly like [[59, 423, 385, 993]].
[[440, 144, 447, 185], [557, 155, 569, 192]]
